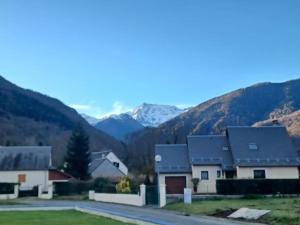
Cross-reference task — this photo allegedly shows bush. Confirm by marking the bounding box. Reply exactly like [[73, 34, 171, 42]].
[[116, 177, 131, 193], [217, 179, 300, 195], [93, 177, 116, 193], [54, 181, 93, 196], [0, 183, 16, 194]]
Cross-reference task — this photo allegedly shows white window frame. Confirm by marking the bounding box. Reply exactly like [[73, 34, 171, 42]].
[[200, 171, 209, 180], [253, 169, 266, 179]]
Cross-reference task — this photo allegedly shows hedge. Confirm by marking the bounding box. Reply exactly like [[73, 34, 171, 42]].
[[216, 179, 300, 195], [54, 181, 93, 196], [0, 183, 16, 194]]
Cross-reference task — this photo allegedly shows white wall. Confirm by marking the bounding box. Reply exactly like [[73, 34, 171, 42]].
[[192, 165, 222, 194], [90, 184, 146, 207], [0, 170, 49, 191], [106, 152, 128, 175], [237, 167, 299, 179]]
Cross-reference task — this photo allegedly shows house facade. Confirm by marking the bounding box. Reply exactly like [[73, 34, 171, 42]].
[[155, 126, 300, 194], [0, 146, 70, 192], [89, 151, 128, 179]]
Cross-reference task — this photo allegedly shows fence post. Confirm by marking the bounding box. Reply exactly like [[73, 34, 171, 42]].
[[140, 184, 146, 206], [48, 183, 53, 199], [159, 184, 166, 208], [89, 190, 95, 200], [13, 184, 19, 199], [38, 185, 43, 198]]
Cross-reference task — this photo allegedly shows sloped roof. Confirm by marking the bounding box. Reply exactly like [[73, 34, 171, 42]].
[[90, 151, 111, 161], [0, 146, 52, 171], [187, 135, 234, 169], [88, 158, 106, 174], [227, 126, 300, 166], [155, 144, 191, 173]]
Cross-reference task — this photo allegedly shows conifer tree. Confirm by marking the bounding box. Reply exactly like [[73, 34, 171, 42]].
[[64, 124, 90, 180]]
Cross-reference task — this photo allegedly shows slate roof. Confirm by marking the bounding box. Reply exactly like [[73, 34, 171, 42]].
[[155, 144, 191, 173], [155, 126, 300, 173], [187, 135, 234, 170], [0, 146, 52, 171], [227, 126, 300, 166], [88, 158, 106, 174]]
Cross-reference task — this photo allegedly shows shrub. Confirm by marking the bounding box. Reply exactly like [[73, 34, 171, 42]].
[[217, 179, 300, 195], [191, 178, 200, 192], [116, 177, 131, 193], [93, 177, 116, 193], [0, 183, 16, 194]]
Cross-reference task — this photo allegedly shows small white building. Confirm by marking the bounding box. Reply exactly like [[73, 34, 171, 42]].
[[0, 146, 70, 193], [89, 151, 128, 179]]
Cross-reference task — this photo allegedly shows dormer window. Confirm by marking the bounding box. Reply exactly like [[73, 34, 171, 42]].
[[113, 162, 120, 168], [248, 143, 258, 150], [222, 146, 229, 151]]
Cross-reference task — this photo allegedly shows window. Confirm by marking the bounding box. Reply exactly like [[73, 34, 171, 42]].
[[253, 170, 266, 179], [249, 143, 258, 150], [201, 171, 209, 180], [18, 174, 26, 183], [222, 146, 229, 151], [113, 162, 120, 168], [217, 170, 221, 178]]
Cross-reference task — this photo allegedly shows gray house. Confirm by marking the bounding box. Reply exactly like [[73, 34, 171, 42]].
[[155, 126, 300, 194], [89, 151, 128, 179]]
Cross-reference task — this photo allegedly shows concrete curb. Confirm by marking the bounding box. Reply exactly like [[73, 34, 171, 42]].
[[0, 206, 158, 225], [76, 206, 156, 225]]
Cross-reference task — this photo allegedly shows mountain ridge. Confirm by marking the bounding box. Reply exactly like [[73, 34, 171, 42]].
[[127, 78, 300, 171], [0, 75, 126, 166]]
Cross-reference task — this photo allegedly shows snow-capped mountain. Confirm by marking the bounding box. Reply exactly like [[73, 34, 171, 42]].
[[129, 103, 187, 127], [82, 103, 189, 139], [81, 113, 100, 126]]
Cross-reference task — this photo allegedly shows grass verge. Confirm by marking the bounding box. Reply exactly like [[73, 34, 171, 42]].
[[165, 196, 300, 225], [0, 210, 134, 225]]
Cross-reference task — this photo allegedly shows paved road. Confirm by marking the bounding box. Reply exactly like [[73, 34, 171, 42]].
[[0, 199, 264, 225]]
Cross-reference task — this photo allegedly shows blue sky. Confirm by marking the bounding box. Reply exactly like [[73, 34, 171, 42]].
[[1, 0, 300, 118]]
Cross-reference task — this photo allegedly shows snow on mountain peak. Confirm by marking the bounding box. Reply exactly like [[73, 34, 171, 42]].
[[129, 103, 186, 127], [82, 103, 189, 127]]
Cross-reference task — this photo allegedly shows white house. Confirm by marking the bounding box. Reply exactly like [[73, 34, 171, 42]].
[[89, 151, 128, 179], [155, 126, 300, 194], [0, 146, 70, 193]]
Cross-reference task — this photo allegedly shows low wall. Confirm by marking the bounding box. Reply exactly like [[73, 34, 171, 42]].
[[0, 185, 19, 200], [90, 184, 146, 207], [38, 183, 53, 200]]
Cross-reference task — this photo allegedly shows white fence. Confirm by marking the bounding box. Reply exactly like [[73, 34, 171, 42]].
[[0, 185, 19, 200], [89, 184, 146, 207]]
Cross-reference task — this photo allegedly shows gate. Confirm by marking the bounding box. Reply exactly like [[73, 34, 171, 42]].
[[19, 186, 39, 197], [146, 185, 158, 205]]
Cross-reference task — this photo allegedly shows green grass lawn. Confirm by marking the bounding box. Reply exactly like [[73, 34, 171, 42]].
[[165, 197, 300, 225], [0, 210, 134, 225]]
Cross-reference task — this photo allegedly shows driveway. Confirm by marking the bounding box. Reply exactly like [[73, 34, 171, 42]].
[[0, 199, 264, 225]]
